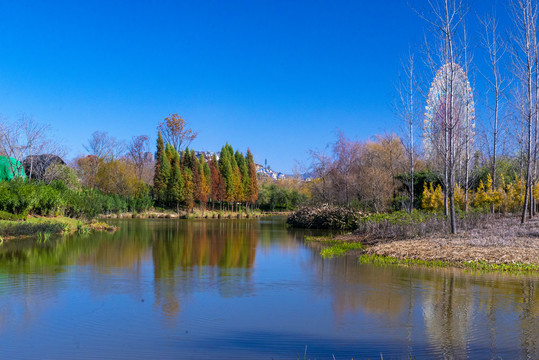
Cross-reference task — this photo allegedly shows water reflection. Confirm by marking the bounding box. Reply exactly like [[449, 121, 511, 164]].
[[149, 220, 258, 324], [0, 218, 536, 359], [306, 242, 539, 359]]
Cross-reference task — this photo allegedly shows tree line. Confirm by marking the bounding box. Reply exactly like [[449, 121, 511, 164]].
[[153, 131, 258, 213], [309, 131, 529, 215], [0, 113, 271, 218]]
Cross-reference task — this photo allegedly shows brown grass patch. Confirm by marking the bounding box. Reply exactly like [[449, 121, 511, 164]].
[[362, 215, 539, 265]]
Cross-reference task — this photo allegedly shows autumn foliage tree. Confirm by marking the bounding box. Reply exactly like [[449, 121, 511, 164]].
[[158, 114, 198, 152], [151, 134, 258, 213], [310, 133, 408, 212]]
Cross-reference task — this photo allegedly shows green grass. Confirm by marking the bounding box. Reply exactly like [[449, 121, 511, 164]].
[[0, 217, 73, 237], [321, 242, 363, 258], [358, 254, 539, 274], [0, 216, 115, 239], [36, 231, 53, 244], [305, 235, 363, 258]]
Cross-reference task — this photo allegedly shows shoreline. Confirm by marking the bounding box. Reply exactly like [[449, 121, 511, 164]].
[[0, 211, 291, 242], [0, 216, 117, 242], [308, 215, 539, 273], [99, 209, 291, 220]]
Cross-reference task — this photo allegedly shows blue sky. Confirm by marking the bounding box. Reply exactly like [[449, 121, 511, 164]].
[[0, 1, 505, 173]]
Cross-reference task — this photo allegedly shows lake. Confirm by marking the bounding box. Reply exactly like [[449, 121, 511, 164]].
[[0, 217, 537, 359]]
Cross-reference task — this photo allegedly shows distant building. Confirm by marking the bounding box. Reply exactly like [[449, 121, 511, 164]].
[[194, 150, 220, 162], [256, 165, 285, 180]]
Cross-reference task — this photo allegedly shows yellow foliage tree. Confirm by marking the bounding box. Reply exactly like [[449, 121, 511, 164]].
[[422, 182, 444, 211], [473, 179, 490, 208], [454, 183, 466, 211], [513, 176, 525, 208]]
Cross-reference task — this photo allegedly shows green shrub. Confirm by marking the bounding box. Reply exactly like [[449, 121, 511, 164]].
[[0, 179, 154, 219], [0, 210, 27, 221]]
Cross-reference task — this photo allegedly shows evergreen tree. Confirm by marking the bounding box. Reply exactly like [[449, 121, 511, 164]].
[[236, 151, 249, 204], [183, 167, 194, 212], [190, 150, 202, 206], [230, 150, 242, 208], [170, 150, 184, 213], [209, 154, 222, 209], [246, 149, 259, 208], [203, 157, 211, 199], [154, 131, 171, 205], [198, 155, 211, 211], [219, 144, 234, 207]]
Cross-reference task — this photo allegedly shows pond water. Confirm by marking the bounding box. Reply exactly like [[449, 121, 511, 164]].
[[0, 217, 537, 359]]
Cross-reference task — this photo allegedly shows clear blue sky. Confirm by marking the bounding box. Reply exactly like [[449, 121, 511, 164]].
[[0, 0, 504, 173]]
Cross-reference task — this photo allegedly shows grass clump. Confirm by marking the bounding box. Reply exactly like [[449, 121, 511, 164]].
[[321, 242, 363, 258], [0, 216, 117, 239], [87, 221, 118, 232], [0, 219, 70, 237], [359, 254, 539, 274], [305, 235, 363, 258], [36, 231, 53, 244]]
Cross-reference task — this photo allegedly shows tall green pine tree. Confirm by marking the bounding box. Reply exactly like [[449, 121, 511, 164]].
[[154, 131, 171, 205], [170, 150, 184, 213]]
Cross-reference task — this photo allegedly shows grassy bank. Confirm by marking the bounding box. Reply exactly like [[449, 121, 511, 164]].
[[0, 216, 117, 241], [304, 215, 539, 274], [358, 254, 539, 274]]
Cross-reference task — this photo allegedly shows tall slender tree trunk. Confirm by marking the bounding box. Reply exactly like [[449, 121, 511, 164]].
[[521, 1, 534, 224], [445, 1, 456, 234], [409, 58, 415, 213]]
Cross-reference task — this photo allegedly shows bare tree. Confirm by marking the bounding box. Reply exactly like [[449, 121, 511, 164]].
[[84, 131, 124, 160], [479, 9, 507, 202], [459, 22, 476, 213], [395, 51, 421, 212], [158, 114, 198, 152], [127, 135, 150, 181], [415, 0, 470, 233], [330, 132, 362, 206], [0, 115, 59, 179], [309, 147, 333, 203], [508, 0, 537, 223]]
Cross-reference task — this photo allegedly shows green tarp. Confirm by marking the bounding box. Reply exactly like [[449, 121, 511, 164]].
[[0, 156, 26, 181]]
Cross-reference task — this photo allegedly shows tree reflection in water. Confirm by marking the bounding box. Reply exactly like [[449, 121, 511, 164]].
[[0, 219, 536, 359], [150, 219, 258, 325], [304, 240, 539, 359]]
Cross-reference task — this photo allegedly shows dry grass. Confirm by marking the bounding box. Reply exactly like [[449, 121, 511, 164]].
[[364, 215, 539, 265]]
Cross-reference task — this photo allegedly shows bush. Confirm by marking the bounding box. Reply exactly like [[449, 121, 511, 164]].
[[257, 182, 308, 211], [287, 204, 367, 230], [0, 179, 155, 219], [0, 210, 27, 221]]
